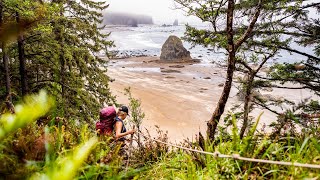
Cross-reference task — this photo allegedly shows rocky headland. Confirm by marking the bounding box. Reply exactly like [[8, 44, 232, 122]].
[[104, 12, 153, 27]]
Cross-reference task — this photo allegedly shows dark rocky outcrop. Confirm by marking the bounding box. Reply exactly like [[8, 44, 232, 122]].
[[160, 35, 192, 61], [173, 19, 178, 26], [161, 69, 181, 73], [161, 24, 172, 27], [169, 65, 185, 68]]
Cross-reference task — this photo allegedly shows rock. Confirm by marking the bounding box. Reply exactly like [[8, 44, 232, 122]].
[[262, 87, 273, 92], [165, 76, 175, 79], [160, 35, 192, 61], [122, 67, 125, 68], [169, 65, 185, 68], [127, 19, 138, 27], [218, 83, 224, 87], [173, 19, 178, 26], [162, 24, 172, 27], [295, 63, 306, 70], [161, 69, 181, 73], [203, 77, 211, 79]]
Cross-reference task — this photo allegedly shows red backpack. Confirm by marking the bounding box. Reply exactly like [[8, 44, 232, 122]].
[[96, 106, 116, 135]]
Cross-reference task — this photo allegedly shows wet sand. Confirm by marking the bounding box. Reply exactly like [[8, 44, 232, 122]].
[[107, 56, 316, 142]]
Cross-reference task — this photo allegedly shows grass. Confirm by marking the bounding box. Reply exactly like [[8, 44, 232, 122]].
[[139, 136, 320, 179]]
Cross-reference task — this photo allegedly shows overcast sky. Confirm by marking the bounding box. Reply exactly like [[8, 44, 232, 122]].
[[106, 0, 199, 24]]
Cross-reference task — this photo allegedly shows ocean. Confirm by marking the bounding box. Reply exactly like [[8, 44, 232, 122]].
[[104, 24, 312, 64]]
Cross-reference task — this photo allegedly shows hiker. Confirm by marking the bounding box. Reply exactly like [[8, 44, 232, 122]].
[[96, 106, 134, 163], [96, 105, 135, 140], [112, 106, 135, 159], [114, 106, 135, 141]]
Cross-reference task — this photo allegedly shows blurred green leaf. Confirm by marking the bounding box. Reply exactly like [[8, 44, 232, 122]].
[[30, 137, 98, 180], [0, 90, 54, 139]]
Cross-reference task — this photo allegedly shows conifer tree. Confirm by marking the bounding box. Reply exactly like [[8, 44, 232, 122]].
[[23, 0, 115, 121], [0, 0, 50, 99], [174, 0, 320, 140], [1, 0, 115, 122]]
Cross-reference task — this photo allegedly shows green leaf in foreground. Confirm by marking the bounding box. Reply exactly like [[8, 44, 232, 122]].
[[0, 90, 54, 139], [30, 137, 98, 180]]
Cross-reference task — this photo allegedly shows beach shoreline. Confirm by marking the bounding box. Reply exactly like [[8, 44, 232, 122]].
[[106, 56, 317, 142]]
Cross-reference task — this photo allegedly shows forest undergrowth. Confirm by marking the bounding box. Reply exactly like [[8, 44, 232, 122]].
[[0, 91, 319, 179]]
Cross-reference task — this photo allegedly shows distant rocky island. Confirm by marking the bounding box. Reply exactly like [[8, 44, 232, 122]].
[[161, 19, 179, 27], [104, 12, 153, 27]]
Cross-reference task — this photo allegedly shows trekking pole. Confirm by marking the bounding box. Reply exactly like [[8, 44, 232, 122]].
[[126, 125, 135, 170]]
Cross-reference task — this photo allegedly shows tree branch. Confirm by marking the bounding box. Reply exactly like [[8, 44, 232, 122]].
[[279, 46, 320, 62], [253, 99, 282, 116], [234, 0, 262, 49], [255, 51, 277, 73]]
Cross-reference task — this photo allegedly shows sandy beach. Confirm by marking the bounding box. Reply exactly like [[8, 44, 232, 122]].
[[107, 56, 316, 142]]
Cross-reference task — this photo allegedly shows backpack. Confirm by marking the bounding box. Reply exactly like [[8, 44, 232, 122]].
[[96, 106, 116, 135]]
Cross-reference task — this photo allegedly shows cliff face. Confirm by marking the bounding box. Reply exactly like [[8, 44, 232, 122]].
[[104, 13, 153, 26]]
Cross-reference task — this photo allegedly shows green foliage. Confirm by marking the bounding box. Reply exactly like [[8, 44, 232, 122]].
[[0, 91, 141, 179], [124, 87, 145, 130], [1, 0, 319, 179], [0, 0, 57, 43], [140, 116, 320, 179], [125, 87, 145, 150], [0, 0, 115, 124], [0, 90, 54, 139], [129, 126, 170, 167], [0, 92, 319, 179], [30, 137, 98, 180]]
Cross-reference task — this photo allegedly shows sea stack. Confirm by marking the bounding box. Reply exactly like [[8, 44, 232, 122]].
[[173, 19, 178, 26], [160, 35, 192, 61]]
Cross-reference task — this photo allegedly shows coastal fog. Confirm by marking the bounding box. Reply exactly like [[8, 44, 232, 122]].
[[103, 12, 153, 27]]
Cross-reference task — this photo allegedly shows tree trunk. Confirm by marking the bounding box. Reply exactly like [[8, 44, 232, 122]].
[[137, 125, 142, 148], [57, 10, 66, 102], [240, 74, 254, 139], [2, 43, 11, 100], [16, 12, 28, 96], [207, 54, 236, 141], [0, 1, 12, 103], [207, 0, 236, 141], [239, 51, 273, 139], [60, 54, 65, 99]]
